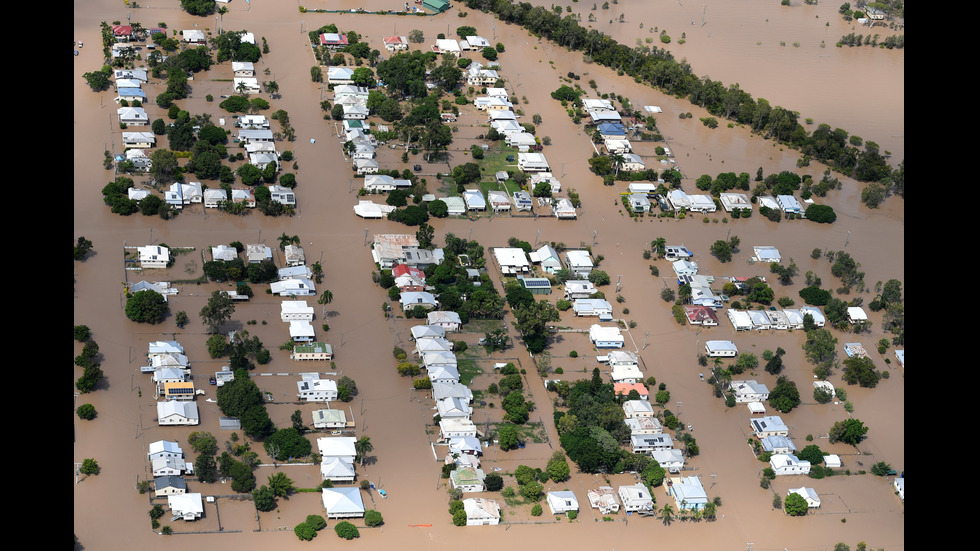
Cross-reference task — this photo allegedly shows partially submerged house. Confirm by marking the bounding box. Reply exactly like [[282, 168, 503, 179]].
[[168, 493, 204, 520], [770, 454, 811, 476], [730, 380, 770, 403], [321, 487, 365, 519], [462, 498, 500, 526], [587, 486, 620, 514], [157, 401, 199, 426], [590, 325, 624, 349], [751, 416, 789, 438], [705, 340, 737, 357], [668, 476, 709, 511], [618, 484, 654, 512], [547, 491, 579, 515]]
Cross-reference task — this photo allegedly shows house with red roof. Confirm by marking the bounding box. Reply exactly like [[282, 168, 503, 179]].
[[319, 33, 349, 49], [112, 25, 134, 42], [384, 35, 408, 52]]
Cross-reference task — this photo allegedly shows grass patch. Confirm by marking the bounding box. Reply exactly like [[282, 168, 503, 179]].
[[464, 319, 506, 334], [491, 421, 547, 443], [477, 146, 521, 176], [457, 358, 483, 386]]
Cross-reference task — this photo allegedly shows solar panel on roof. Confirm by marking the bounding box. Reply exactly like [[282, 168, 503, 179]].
[[522, 279, 551, 288]]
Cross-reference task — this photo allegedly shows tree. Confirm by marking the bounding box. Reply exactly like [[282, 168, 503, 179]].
[[660, 504, 674, 526], [416, 223, 435, 249], [364, 510, 384, 527], [498, 424, 521, 451], [181, 0, 215, 15], [588, 270, 611, 286], [252, 485, 277, 511], [482, 46, 498, 61], [199, 290, 235, 334], [842, 356, 880, 388], [74, 237, 94, 261], [710, 240, 733, 262], [861, 182, 887, 208], [546, 452, 571, 482], [337, 376, 358, 401], [351, 67, 375, 87], [306, 514, 327, 531], [784, 492, 808, 516], [408, 29, 424, 43], [76, 403, 97, 420], [150, 149, 180, 185], [125, 290, 169, 324], [870, 461, 892, 476], [334, 521, 359, 540], [80, 458, 100, 476], [355, 436, 373, 466], [797, 444, 824, 465], [485, 472, 504, 491], [428, 199, 449, 218], [769, 377, 799, 413], [294, 522, 317, 541], [265, 428, 311, 461], [83, 67, 112, 91], [188, 431, 219, 455], [643, 462, 666, 487], [267, 472, 295, 497], [828, 419, 868, 446], [805, 204, 837, 223], [317, 289, 334, 305], [195, 454, 217, 483]]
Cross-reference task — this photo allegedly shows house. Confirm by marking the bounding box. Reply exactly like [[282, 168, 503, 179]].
[[518, 152, 550, 172], [628, 193, 651, 213], [342, 104, 369, 120], [506, 133, 537, 151], [573, 299, 613, 320], [433, 39, 462, 55], [625, 416, 663, 435], [319, 33, 349, 49], [450, 467, 486, 493], [214, 367, 235, 386], [354, 158, 379, 175], [486, 87, 508, 97], [203, 189, 228, 208], [320, 457, 356, 483], [589, 110, 622, 124], [166, 181, 203, 207], [182, 29, 206, 44], [685, 306, 719, 326], [321, 487, 365, 519], [317, 437, 357, 463], [565, 250, 594, 277], [751, 416, 789, 438], [582, 98, 616, 111], [168, 493, 204, 520], [269, 185, 296, 207], [529, 245, 562, 273], [894, 477, 904, 501], [529, 172, 562, 194], [383, 35, 408, 51], [249, 151, 279, 170], [467, 65, 499, 86], [757, 195, 780, 211], [669, 476, 709, 510], [415, 337, 453, 356], [800, 306, 826, 327], [116, 88, 147, 103], [667, 189, 692, 211], [162, 381, 196, 401], [111, 24, 134, 41], [238, 129, 274, 144], [587, 487, 620, 514], [720, 193, 752, 213], [233, 77, 261, 94], [628, 182, 657, 196], [400, 291, 438, 311], [148, 341, 184, 357], [229, 187, 256, 208], [427, 311, 462, 332], [705, 340, 737, 357], [747, 310, 772, 330], [148, 440, 184, 463], [157, 401, 199, 426], [124, 149, 153, 171], [151, 455, 188, 477], [283, 245, 305, 267], [590, 325, 624, 349], [117, 106, 149, 125], [651, 449, 685, 473], [493, 248, 530, 275], [847, 307, 869, 324], [487, 190, 512, 212], [427, 364, 461, 385], [441, 196, 466, 216], [564, 280, 596, 300], [765, 310, 790, 330], [364, 174, 412, 192], [312, 409, 347, 430], [432, 382, 473, 403], [777, 194, 802, 214], [289, 320, 316, 343], [664, 246, 693, 261], [604, 139, 632, 155], [788, 487, 821, 508], [760, 435, 797, 455], [128, 281, 177, 301], [439, 418, 478, 441], [621, 153, 645, 172], [232, 61, 255, 77], [412, 325, 446, 340], [154, 475, 187, 497], [618, 484, 655, 512], [245, 243, 271, 264], [547, 491, 579, 515], [752, 246, 781, 263], [465, 35, 492, 49], [138, 245, 170, 268], [327, 66, 354, 85], [825, 455, 842, 469], [607, 350, 638, 368], [730, 380, 770, 403], [596, 122, 626, 139], [783, 309, 806, 330], [672, 260, 699, 279], [270, 278, 316, 296], [462, 189, 487, 212], [623, 400, 655, 419], [688, 194, 717, 213], [114, 69, 148, 82], [747, 401, 766, 416], [122, 132, 155, 149], [278, 266, 312, 281], [463, 498, 500, 526], [770, 454, 811, 476], [297, 374, 338, 402], [292, 343, 333, 361], [448, 436, 483, 456], [610, 364, 644, 385], [631, 433, 674, 454], [334, 85, 370, 102]]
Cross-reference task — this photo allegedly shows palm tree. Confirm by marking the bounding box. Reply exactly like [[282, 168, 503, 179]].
[[311, 262, 324, 284], [216, 6, 229, 34], [236, 80, 250, 97], [703, 501, 717, 521], [318, 290, 333, 305], [277, 232, 299, 250], [354, 436, 373, 467], [652, 237, 667, 259], [611, 153, 625, 177], [660, 504, 674, 526], [264, 80, 280, 99]]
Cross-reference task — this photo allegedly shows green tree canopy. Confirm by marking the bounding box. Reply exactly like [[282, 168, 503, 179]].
[[125, 290, 169, 324], [784, 492, 808, 516], [828, 419, 868, 446]]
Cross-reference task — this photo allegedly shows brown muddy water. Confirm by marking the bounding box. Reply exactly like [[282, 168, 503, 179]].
[[75, 1, 902, 550]]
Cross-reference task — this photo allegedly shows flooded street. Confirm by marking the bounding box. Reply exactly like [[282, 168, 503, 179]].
[[75, 1, 902, 550]]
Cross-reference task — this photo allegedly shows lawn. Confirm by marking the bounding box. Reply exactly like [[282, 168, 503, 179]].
[[456, 357, 483, 386]]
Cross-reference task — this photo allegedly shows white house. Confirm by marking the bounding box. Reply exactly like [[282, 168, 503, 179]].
[[553, 198, 577, 219], [751, 416, 789, 438], [138, 245, 170, 268], [233, 77, 261, 93], [312, 409, 347, 430], [321, 487, 365, 519], [317, 436, 357, 464], [705, 340, 737, 357], [487, 190, 512, 212], [623, 399, 655, 419], [610, 364, 644, 385], [753, 246, 781, 263], [117, 106, 148, 125], [327, 67, 354, 85], [320, 457, 356, 483], [439, 418, 478, 441], [672, 259, 699, 278], [777, 194, 802, 214], [168, 493, 204, 520], [800, 306, 826, 327], [894, 477, 904, 501], [564, 250, 594, 277], [590, 325, 624, 349], [651, 449, 685, 473], [618, 484, 654, 512], [182, 29, 206, 44], [270, 278, 316, 296], [727, 310, 753, 331], [463, 498, 500, 526], [625, 417, 663, 435], [572, 299, 613, 319], [730, 380, 770, 403], [157, 401, 199, 426], [297, 374, 338, 402], [587, 487, 620, 514], [512, 191, 533, 211], [203, 189, 227, 208], [564, 280, 596, 300], [788, 487, 821, 508], [760, 435, 797, 455], [151, 456, 188, 477], [462, 189, 487, 211], [720, 193, 752, 213], [154, 475, 187, 497], [631, 433, 673, 454], [148, 440, 184, 462], [269, 185, 296, 207], [434, 39, 462, 55], [547, 491, 579, 515], [122, 132, 156, 149], [847, 307, 869, 324], [281, 301, 314, 322], [518, 152, 550, 172], [493, 248, 530, 275], [770, 454, 811, 476], [427, 311, 462, 332], [289, 320, 316, 343], [232, 61, 255, 77], [383, 35, 408, 51], [450, 466, 486, 493], [529, 245, 562, 274]]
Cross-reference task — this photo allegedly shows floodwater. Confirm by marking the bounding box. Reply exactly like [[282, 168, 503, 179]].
[[74, 1, 902, 551]]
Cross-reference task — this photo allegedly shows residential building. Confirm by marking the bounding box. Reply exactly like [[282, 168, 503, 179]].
[[625, 417, 663, 435], [232, 61, 255, 77], [610, 364, 644, 385], [439, 418, 478, 441], [312, 409, 347, 430], [400, 291, 437, 311], [564, 250, 594, 277], [618, 484, 654, 512], [572, 299, 613, 319], [668, 476, 709, 510], [463, 498, 500, 526], [720, 193, 752, 213], [493, 248, 530, 275], [321, 487, 365, 519], [547, 491, 579, 515], [705, 340, 738, 357], [157, 401, 199, 426], [281, 301, 314, 322], [203, 189, 228, 208], [651, 449, 685, 473], [154, 475, 187, 497], [623, 400, 655, 419], [487, 190, 511, 212], [664, 245, 694, 261], [590, 325, 624, 349], [847, 307, 869, 324], [319, 33, 349, 49], [122, 132, 155, 149], [564, 280, 596, 300], [672, 259, 699, 279], [151, 455, 188, 477], [297, 374, 338, 402], [770, 454, 811, 476], [138, 245, 170, 268], [411, 324, 446, 340], [777, 194, 802, 213], [317, 437, 357, 464], [788, 487, 821, 508], [289, 320, 316, 342], [373, 234, 421, 269], [320, 457, 356, 483], [182, 29, 206, 44], [760, 435, 797, 455], [553, 198, 577, 219], [270, 278, 316, 296], [730, 380, 770, 403], [631, 433, 674, 454], [685, 306, 719, 326], [752, 246, 781, 263], [269, 185, 296, 207], [450, 467, 486, 493], [517, 152, 550, 172], [168, 493, 204, 520], [147, 440, 184, 463], [462, 189, 487, 211], [800, 306, 826, 327], [587, 486, 620, 514], [751, 416, 789, 438], [427, 311, 462, 332], [529, 245, 562, 274], [383, 35, 408, 51]]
